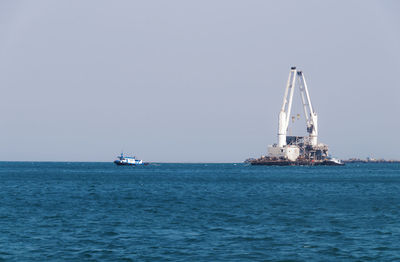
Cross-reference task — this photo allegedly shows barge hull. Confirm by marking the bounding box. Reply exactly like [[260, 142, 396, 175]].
[[250, 160, 344, 166]]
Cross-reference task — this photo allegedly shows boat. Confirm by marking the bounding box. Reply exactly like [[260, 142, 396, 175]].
[[249, 67, 344, 166], [114, 153, 146, 166], [325, 157, 344, 166]]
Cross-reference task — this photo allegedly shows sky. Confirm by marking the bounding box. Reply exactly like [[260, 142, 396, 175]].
[[0, 0, 399, 162]]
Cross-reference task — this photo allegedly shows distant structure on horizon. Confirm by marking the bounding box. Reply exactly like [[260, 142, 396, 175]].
[[343, 157, 400, 163], [250, 67, 343, 166]]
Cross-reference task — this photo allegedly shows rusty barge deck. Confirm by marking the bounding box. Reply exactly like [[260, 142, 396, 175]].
[[250, 157, 344, 166]]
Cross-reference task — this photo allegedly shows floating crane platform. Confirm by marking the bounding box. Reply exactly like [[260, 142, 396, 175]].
[[250, 67, 344, 166]]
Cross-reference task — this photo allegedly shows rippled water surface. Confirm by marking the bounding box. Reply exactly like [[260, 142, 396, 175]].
[[1, 162, 400, 261]]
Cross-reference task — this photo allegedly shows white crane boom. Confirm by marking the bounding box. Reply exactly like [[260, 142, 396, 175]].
[[278, 67, 297, 147], [297, 71, 318, 146], [277, 67, 318, 148]]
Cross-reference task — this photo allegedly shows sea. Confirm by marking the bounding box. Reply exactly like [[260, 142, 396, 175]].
[[0, 162, 399, 261]]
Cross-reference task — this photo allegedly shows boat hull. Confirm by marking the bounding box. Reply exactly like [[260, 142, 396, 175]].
[[114, 161, 148, 166], [250, 159, 344, 166]]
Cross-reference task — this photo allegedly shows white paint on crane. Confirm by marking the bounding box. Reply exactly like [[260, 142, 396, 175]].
[[268, 66, 319, 161], [268, 145, 300, 161]]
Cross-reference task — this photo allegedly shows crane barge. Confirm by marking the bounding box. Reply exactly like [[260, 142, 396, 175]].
[[250, 67, 343, 166]]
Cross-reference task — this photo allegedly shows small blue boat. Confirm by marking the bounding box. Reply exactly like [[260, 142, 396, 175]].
[[114, 153, 146, 166]]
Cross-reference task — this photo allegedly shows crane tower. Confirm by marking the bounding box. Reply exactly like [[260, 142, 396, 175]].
[[267, 67, 329, 162], [249, 66, 343, 165], [278, 67, 318, 147]]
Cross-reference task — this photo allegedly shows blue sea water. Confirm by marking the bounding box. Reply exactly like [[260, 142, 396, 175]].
[[0, 162, 400, 261]]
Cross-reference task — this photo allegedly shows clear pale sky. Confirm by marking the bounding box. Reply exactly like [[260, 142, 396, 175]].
[[0, 1, 399, 162]]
